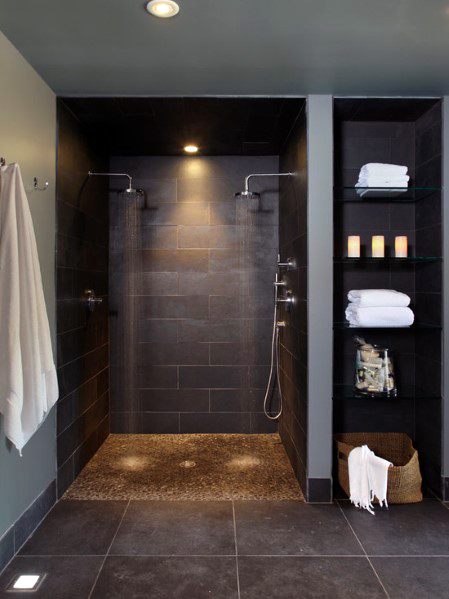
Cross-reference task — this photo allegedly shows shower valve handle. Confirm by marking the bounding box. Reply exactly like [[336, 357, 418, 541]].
[[83, 289, 103, 312]]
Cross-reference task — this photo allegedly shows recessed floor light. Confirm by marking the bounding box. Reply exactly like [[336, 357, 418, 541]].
[[184, 145, 199, 154], [8, 574, 44, 592], [146, 0, 180, 18]]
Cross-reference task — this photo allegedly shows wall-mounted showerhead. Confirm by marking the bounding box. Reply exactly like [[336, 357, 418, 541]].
[[88, 171, 143, 196], [235, 172, 296, 199]]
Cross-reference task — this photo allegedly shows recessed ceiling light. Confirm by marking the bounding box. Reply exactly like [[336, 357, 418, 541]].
[[146, 0, 179, 18], [184, 145, 199, 153], [9, 574, 43, 591]]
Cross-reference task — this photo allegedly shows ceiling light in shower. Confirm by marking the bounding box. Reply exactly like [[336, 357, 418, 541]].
[[146, 0, 180, 18], [184, 144, 199, 153]]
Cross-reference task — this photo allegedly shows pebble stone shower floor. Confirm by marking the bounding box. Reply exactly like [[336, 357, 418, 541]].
[[63, 433, 304, 501]]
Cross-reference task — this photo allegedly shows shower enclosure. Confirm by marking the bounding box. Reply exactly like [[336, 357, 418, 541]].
[[55, 97, 310, 499]]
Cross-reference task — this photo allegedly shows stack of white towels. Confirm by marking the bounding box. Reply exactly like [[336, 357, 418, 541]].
[[355, 163, 409, 196], [345, 289, 414, 327]]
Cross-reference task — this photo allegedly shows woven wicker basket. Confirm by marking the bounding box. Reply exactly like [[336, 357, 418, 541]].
[[335, 432, 422, 504]]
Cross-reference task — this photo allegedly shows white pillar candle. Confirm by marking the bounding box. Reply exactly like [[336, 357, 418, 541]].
[[372, 235, 385, 258], [347, 236, 361, 258], [395, 236, 408, 258]]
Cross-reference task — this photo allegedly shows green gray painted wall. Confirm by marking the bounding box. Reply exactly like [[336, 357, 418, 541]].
[[0, 31, 56, 537]]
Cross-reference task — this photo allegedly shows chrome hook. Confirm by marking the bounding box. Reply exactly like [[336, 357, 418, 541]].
[[33, 177, 49, 191]]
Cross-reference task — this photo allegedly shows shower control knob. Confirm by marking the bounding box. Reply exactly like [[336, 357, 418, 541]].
[[83, 289, 103, 312]]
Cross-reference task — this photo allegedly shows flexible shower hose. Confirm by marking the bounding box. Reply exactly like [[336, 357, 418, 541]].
[[263, 285, 283, 420]]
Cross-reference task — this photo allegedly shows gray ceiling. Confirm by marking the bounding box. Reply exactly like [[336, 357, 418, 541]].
[[1, 0, 449, 96]]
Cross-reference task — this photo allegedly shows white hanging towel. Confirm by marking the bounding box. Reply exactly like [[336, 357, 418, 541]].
[[348, 445, 392, 515], [0, 163, 58, 454]]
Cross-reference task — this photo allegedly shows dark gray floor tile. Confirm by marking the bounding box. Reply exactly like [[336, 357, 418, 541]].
[[19, 500, 127, 556], [0, 556, 102, 599], [235, 501, 362, 556], [340, 499, 449, 555], [110, 500, 235, 555], [238, 557, 386, 598], [372, 557, 449, 598], [91, 556, 238, 598]]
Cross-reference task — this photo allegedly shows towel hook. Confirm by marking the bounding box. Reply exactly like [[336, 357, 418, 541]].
[[33, 177, 49, 191], [0, 157, 6, 167]]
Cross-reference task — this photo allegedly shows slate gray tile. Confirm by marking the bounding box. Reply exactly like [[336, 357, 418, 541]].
[[110, 501, 235, 555], [179, 273, 242, 296], [139, 389, 209, 412], [137, 341, 209, 365], [134, 295, 209, 319], [340, 500, 449, 555], [91, 556, 238, 599], [139, 412, 180, 433], [0, 556, 103, 599], [19, 500, 127, 556], [177, 176, 235, 203], [131, 272, 178, 295], [177, 319, 244, 343], [238, 557, 385, 599], [140, 202, 209, 226], [180, 412, 251, 433], [235, 501, 362, 555], [140, 249, 209, 272], [178, 225, 238, 248], [372, 557, 449, 599], [179, 366, 247, 389]]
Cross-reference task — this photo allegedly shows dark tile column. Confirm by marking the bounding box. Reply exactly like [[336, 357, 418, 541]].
[[56, 101, 110, 497]]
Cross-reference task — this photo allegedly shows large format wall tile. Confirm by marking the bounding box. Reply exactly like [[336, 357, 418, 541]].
[[109, 156, 279, 433], [56, 101, 110, 496]]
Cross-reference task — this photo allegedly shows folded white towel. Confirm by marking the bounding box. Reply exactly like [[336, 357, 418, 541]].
[[345, 305, 415, 327], [360, 163, 408, 178], [348, 289, 411, 308], [349, 445, 392, 514], [356, 175, 409, 188]]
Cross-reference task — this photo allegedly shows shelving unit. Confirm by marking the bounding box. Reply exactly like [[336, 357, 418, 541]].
[[332, 97, 443, 497], [334, 186, 440, 202]]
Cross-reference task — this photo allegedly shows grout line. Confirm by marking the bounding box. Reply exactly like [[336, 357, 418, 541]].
[[87, 499, 131, 599], [337, 502, 390, 599], [231, 501, 241, 599], [17, 553, 449, 558]]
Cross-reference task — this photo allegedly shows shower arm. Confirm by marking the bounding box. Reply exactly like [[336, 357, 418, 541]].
[[88, 171, 133, 189], [243, 172, 295, 195]]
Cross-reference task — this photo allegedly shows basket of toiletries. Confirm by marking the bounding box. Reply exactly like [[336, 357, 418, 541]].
[[354, 337, 396, 398], [335, 432, 422, 504]]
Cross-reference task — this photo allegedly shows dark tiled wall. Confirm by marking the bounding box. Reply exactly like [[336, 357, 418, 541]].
[[333, 102, 443, 497], [278, 108, 308, 492], [56, 101, 110, 497], [109, 156, 279, 434]]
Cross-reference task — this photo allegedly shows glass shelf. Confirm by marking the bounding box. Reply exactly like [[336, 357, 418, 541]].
[[333, 385, 440, 402], [333, 322, 442, 330], [334, 186, 440, 203], [334, 256, 442, 264]]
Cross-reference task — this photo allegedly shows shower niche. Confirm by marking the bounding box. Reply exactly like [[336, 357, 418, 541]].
[[332, 98, 444, 497]]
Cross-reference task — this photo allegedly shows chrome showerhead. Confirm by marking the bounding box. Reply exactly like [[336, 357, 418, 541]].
[[235, 190, 260, 200], [88, 171, 143, 197], [236, 171, 296, 200]]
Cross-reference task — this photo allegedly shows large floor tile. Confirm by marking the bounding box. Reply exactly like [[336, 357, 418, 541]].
[[234, 501, 362, 555], [90, 556, 238, 598], [372, 557, 449, 598], [110, 500, 235, 555], [340, 500, 449, 555], [238, 556, 386, 598], [20, 500, 127, 556], [0, 556, 102, 599]]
